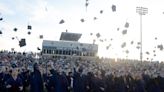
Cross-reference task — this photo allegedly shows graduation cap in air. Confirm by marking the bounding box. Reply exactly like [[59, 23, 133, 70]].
[[93, 17, 97, 20], [136, 46, 140, 49], [66, 29, 68, 32], [12, 37, 15, 40], [80, 19, 85, 22], [90, 33, 93, 36], [153, 50, 156, 53], [19, 39, 26, 47], [96, 33, 101, 38], [122, 29, 127, 35], [13, 28, 18, 32], [125, 50, 129, 54], [131, 41, 134, 45], [27, 25, 32, 30], [59, 19, 65, 24], [0, 18, 3, 21], [121, 42, 126, 48], [137, 42, 141, 45], [37, 47, 41, 50], [146, 51, 150, 55], [112, 5, 116, 12], [27, 31, 31, 35], [39, 35, 43, 39], [100, 10, 103, 14], [117, 28, 119, 31], [124, 22, 129, 28], [0, 31, 2, 34], [106, 46, 109, 50], [110, 38, 113, 41], [85, 2, 89, 7], [157, 44, 163, 51], [154, 54, 156, 57], [146, 58, 149, 60], [155, 37, 157, 40]]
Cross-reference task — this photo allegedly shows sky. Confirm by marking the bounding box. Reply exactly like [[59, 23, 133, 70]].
[[0, 0, 164, 61]]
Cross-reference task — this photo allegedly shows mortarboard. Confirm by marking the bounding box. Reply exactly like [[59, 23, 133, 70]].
[[93, 17, 97, 20], [125, 22, 129, 28], [80, 18, 85, 22], [154, 54, 156, 57], [117, 28, 119, 31], [136, 46, 140, 49], [27, 25, 32, 30], [121, 42, 126, 48], [106, 46, 109, 50], [100, 10, 103, 14], [19, 39, 26, 47], [131, 41, 134, 44], [27, 31, 31, 35], [157, 44, 163, 51], [112, 5, 116, 12], [153, 50, 156, 53], [137, 42, 141, 45], [12, 37, 15, 40], [39, 35, 43, 39], [90, 33, 93, 36], [59, 19, 65, 24], [122, 29, 127, 35], [0, 31, 2, 34], [125, 50, 129, 54], [146, 51, 150, 55], [155, 37, 157, 40], [85, 2, 89, 7], [0, 18, 3, 21], [13, 28, 18, 32], [37, 47, 41, 50], [96, 33, 101, 38]]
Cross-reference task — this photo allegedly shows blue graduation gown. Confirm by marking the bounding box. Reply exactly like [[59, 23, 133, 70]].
[[30, 70, 43, 92], [6, 76, 23, 92], [49, 72, 69, 92], [73, 72, 87, 92]]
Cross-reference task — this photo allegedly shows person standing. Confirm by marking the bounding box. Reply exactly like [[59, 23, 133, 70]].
[[6, 68, 23, 92], [30, 63, 43, 92]]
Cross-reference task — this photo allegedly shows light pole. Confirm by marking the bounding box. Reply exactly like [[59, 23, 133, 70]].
[[136, 7, 148, 62]]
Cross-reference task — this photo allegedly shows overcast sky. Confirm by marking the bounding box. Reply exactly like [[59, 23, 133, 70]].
[[0, 0, 164, 61]]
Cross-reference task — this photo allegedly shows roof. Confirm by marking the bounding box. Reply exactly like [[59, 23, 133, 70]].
[[60, 32, 82, 41]]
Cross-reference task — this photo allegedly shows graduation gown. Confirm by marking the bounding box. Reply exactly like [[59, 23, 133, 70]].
[[30, 70, 43, 92], [49, 71, 69, 92], [92, 76, 106, 92], [6, 76, 23, 92], [73, 72, 87, 92]]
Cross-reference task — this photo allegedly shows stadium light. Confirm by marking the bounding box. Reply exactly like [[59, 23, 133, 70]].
[[136, 7, 148, 62]]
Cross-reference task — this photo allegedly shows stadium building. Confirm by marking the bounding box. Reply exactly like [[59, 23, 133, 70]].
[[42, 32, 98, 58]]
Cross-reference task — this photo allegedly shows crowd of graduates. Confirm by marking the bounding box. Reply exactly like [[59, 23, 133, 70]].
[[0, 51, 164, 92]]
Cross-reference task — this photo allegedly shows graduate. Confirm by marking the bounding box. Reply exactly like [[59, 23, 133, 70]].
[[73, 67, 87, 92], [5, 68, 23, 92], [30, 63, 44, 92]]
